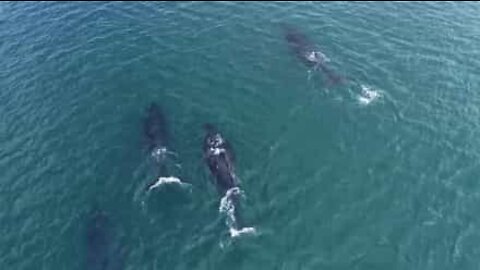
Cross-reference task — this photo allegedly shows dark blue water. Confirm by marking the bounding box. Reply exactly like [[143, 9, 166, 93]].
[[2, 2, 480, 269]]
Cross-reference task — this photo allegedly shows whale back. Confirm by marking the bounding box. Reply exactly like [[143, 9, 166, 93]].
[[203, 124, 238, 194], [144, 102, 168, 151]]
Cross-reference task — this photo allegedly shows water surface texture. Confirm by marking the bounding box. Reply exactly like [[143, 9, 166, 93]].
[[1, 2, 480, 269]]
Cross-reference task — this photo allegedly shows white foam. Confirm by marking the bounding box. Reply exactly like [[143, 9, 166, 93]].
[[230, 227, 257, 238], [214, 134, 224, 145], [219, 187, 242, 208], [151, 147, 178, 161], [147, 176, 189, 191], [151, 147, 167, 163], [358, 85, 381, 105], [219, 187, 241, 225], [316, 51, 330, 63], [307, 51, 317, 62], [209, 147, 226, 156], [218, 187, 256, 238], [306, 50, 330, 64]]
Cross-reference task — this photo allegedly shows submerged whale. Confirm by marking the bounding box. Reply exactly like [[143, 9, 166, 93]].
[[143, 102, 184, 191], [144, 102, 170, 165], [84, 206, 125, 270], [283, 24, 345, 85]]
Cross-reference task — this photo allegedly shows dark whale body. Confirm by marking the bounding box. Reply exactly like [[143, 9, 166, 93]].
[[283, 24, 345, 85], [143, 102, 172, 178], [85, 206, 125, 270], [144, 102, 168, 153], [202, 124, 238, 195]]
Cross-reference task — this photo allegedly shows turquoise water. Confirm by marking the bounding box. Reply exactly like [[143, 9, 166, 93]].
[[2, 1, 480, 269]]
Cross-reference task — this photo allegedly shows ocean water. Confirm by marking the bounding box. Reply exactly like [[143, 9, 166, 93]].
[[1, 2, 480, 269]]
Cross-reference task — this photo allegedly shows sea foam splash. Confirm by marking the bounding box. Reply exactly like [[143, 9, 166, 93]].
[[358, 84, 381, 105], [219, 187, 257, 238], [147, 176, 190, 191], [230, 227, 257, 238]]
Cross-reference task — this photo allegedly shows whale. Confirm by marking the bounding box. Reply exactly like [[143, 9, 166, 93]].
[[143, 102, 183, 191], [202, 123, 238, 195], [202, 124, 257, 237], [144, 102, 170, 164], [283, 24, 345, 85], [84, 206, 125, 270]]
